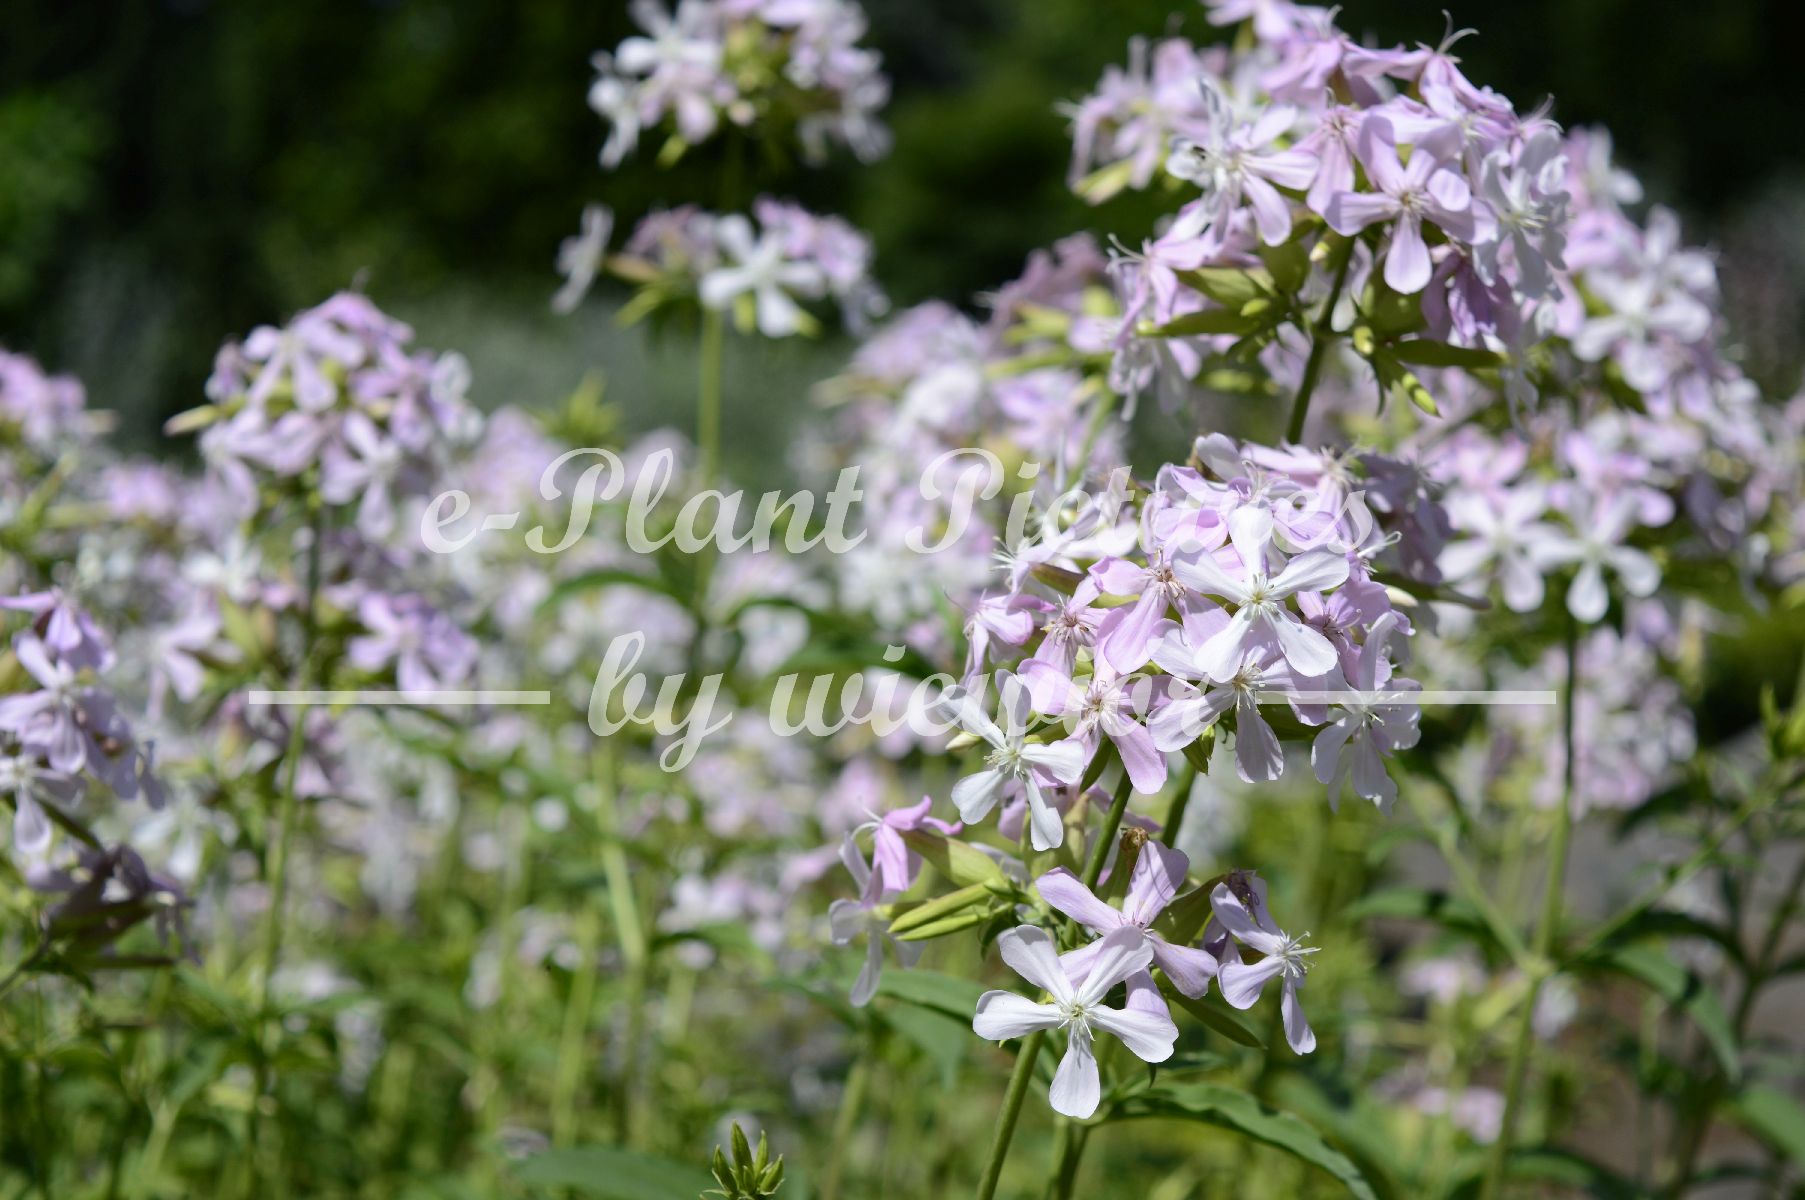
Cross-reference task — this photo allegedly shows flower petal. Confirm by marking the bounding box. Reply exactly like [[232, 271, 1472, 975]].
[[996, 925, 1074, 1004], [972, 990, 1064, 1041]]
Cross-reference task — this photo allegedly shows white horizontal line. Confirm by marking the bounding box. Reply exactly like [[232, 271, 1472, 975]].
[[1252, 689, 1557, 705], [246, 689, 552, 706]]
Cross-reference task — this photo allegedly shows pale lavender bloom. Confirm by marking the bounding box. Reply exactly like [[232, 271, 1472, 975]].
[[1386, 85, 1515, 181], [26, 842, 189, 949], [1399, 952, 1488, 1005], [934, 672, 1087, 851], [1296, 105, 1363, 215], [1572, 271, 1712, 393], [319, 411, 405, 539], [1210, 881, 1318, 1053], [1438, 484, 1562, 611], [97, 462, 184, 523], [1204, 0, 1309, 43], [1089, 548, 1200, 675], [348, 594, 478, 692], [241, 309, 364, 412], [1538, 493, 1661, 623], [0, 588, 113, 672], [1472, 129, 1569, 297], [1151, 632, 1322, 784], [963, 593, 1045, 681], [148, 607, 222, 716], [1297, 570, 1395, 675], [1171, 506, 1349, 681], [1165, 84, 1317, 248], [1557, 423, 1675, 528], [0, 350, 88, 452], [972, 925, 1177, 1118], [1, 752, 79, 858], [829, 833, 923, 1006], [553, 204, 615, 314], [1324, 114, 1481, 294], [1019, 658, 1167, 795], [1064, 38, 1213, 198], [1311, 614, 1421, 810], [609, 0, 729, 151], [847, 795, 962, 901], [753, 197, 884, 327], [0, 635, 130, 778], [1037, 843, 1219, 997]]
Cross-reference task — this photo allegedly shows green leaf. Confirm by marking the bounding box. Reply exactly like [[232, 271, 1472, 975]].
[[1073, 158, 1136, 204], [543, 566, 685, 610], [900, 830, 1007, 889], [1143, 308, 1264, 339], [1587, 908, 1744, 967], [514, 1145, 714, 1199], [875, 968, 987, 1023], [880, 1003, 968, 1088], [1161, 985, 1267, 1049], [1445, 1147, 1639, 1199], [1728, 1085, 1805, 1168], [1177, 266, 1276, 309], [1581, 945, 1740, 1081], [892, 908, 991, 941], [1341, 886, 1493, 942], [1258, 238, 1312, 293], [1369, 350, 1439, 415], [1386, 340, 1505, 369], [1108, 1082, 1378, 1200], [1361, 283, 1424, 338]]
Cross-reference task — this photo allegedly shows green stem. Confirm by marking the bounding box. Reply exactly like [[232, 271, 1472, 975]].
[[698, 307, 725, 488], [248, 503, 326, 1196], [1406, 784, 1534, 970], [821, 1037, 874, 1200], [975, 759, 1129, 1200], [1082, 773, 1135, 891], [1663, 848, 1805, 1195], [1479, 615, 1579, 1200], [596, 746, 648, 1147], [1286, 238, 1355, 446], [974, 1030, 1046, 1200], [1046, 1118, 1088, 1200], [551, 906, 603, 1147], [1159, 763, 1197, 849]]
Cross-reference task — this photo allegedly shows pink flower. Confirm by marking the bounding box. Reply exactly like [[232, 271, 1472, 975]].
[[1324, 114, 1482, 294], [1036, 843, 1219, 997]]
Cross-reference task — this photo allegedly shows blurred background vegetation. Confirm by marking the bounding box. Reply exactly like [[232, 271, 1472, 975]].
[[2, 0, 1803, 454]]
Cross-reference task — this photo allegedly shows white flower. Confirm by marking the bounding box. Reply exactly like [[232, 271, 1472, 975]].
[[935, 671, 1085, 851], [1539, 494, 1661, 623], [1438, 484, 1562, 612], [1210, 881, 1319, 1054], [972, 925, 1177, 1118], [699, 213, 826, 338]]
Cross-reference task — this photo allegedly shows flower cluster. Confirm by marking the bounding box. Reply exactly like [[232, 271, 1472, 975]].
[[943, 434, 1426, 837], [806, 235, 1123, 660], [1, 590, 163, 859], [967, 851, 1321, 1117], [590, 0, 889, 169], [554, 197, 883, 337], [0, 348, 90, 454], [190, 292, 482, 540]]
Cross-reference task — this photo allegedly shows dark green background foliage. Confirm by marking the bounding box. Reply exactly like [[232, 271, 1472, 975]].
[[2, 0, 1803, 436]]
